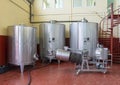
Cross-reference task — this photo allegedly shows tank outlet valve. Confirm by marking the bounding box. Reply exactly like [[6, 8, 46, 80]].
[[33, 53, 39, 61]]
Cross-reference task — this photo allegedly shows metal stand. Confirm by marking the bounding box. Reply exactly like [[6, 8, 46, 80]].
[[75, 52, 112, 75]]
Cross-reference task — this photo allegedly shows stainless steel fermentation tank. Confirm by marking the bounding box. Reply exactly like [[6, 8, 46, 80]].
[[70, 19, 98, 58], [7, 25, 37, 73], [39, 22, 65, 63]]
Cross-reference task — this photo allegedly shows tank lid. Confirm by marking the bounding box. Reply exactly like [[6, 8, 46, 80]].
[[81, 18, 88, 22]]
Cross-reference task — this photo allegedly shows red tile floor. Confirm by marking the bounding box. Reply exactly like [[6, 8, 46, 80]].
[[0, 62, 120, 85]]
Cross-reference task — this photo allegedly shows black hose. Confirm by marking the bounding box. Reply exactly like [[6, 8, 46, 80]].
[[27, 62, 50, 85], [27, 69, 32, 85]]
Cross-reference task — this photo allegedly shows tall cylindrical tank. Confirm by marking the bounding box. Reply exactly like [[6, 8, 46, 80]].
[[39, 22, 65, 62], [70, 19, 98, 58], [7, 25, 37, 72]]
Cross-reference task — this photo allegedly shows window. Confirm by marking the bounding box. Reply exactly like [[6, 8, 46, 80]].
[[73, 0, 82, 8], [119, 0, 120, 4], [43, 0, 63, 9], [107, 0, 114, 6], [55, 0, 63, 8], [43, 0, 54, 9], [86, 0, 96, 7]]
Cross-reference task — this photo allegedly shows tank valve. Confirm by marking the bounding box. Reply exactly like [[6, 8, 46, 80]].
[[33, 53, 39, 61]]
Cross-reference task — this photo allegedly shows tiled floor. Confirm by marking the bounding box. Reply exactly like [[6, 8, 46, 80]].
[[0, 62, 120, 85]]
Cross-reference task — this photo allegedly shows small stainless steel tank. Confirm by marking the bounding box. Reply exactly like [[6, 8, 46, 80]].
[[70, 18, 98, 58], [39, 21, 65, 63], [7, 25, 37, 72]]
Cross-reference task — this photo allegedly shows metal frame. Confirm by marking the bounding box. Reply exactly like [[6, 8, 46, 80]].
[[75, 51, 112, 75]]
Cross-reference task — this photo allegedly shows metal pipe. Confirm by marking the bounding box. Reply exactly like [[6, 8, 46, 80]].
[[29, 3, 32, 23], [110, 3, 113, 54], [30, 21, 81, 24]]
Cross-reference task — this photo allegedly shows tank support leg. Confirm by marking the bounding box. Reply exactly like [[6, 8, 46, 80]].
[[58, 60, 60, 64], [20, 64, 24, 73], [81, 59, 89, 70]]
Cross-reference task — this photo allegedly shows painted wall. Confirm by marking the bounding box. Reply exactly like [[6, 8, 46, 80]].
[[0, 0, 30, 35]]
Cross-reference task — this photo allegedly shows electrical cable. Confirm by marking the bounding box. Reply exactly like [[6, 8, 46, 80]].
[[27, 69, 31, 85]]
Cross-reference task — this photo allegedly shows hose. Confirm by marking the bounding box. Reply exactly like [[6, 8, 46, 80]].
[[27, 62, 50, 85]]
